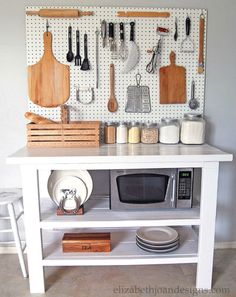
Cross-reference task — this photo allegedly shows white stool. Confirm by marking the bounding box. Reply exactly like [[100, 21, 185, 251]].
[[0, 189, 28, 278]]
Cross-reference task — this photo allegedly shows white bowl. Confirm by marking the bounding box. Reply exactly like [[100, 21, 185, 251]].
[[47, 170, 93, 208]]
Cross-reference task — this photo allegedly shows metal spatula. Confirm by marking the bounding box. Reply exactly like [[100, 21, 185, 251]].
[[125, 73, 151, 113]]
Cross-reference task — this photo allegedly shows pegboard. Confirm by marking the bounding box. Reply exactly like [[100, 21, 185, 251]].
[[25, 6, 207, 123]]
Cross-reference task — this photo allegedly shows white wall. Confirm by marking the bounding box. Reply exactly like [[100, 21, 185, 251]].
[[0, 0, 235, 242]]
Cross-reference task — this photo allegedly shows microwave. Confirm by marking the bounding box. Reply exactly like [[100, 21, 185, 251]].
[[110, 168, 193, 210]]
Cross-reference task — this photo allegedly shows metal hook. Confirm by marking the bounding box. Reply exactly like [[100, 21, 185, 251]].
[[46, 20, 49, 35]]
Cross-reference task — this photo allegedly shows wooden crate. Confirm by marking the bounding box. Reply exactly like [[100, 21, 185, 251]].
[[62, 233, 111, 253], [27, 121, 100, 148]]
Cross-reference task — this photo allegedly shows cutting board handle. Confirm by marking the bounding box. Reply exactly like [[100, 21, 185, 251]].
[[43, 31, 53, 57], [169, 51, 176, 65]]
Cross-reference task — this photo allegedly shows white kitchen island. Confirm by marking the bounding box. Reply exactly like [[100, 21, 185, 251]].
[[7, 143, 233, 293]]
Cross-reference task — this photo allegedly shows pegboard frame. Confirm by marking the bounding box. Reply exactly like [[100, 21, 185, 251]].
[[25, 6, 207, 123]]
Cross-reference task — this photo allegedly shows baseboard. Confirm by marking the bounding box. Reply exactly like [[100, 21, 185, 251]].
[[0, 241, 236, 254], [0, 242, 26, 254], [214, 241, 236, 249]]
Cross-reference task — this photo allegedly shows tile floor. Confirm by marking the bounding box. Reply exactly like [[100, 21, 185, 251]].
[[0, 249, 236, 297]]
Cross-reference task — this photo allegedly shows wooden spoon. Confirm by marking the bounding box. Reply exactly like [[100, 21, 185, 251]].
[[107, 63, 118, 112]]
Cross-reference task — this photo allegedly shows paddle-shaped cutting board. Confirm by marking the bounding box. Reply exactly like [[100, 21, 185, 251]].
[[159, 51, 186, 104], [28, 31, 70, 107]]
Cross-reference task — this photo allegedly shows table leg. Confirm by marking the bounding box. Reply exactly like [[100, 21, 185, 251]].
[[196, 162, 219, 289], [21, 165, 45, 293]]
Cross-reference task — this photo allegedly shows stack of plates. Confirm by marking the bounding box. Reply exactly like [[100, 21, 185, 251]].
[[136, 227, 179, 253]]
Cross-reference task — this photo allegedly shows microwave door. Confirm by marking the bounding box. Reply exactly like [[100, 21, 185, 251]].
[[110, 171, 176, 210]]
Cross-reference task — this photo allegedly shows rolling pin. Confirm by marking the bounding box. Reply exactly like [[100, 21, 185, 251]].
[[25, 112, 56, 124], [117, 11, 170, 18], [26, 9, 94, 18]]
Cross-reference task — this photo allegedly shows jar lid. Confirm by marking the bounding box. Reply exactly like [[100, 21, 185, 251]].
[[184, 113, 203, 120], [118, 121, 127, 127], [130, 121, 140, 127], [143, 122, 157, 128], [161, 118, 179, 125], [105, 121, 115, 126]]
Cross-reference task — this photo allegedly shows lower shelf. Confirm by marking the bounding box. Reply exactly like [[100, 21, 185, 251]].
[[42, 227, 198, 266]]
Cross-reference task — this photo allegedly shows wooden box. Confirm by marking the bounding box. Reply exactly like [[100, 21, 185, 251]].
[[62, 233, 111, 253], [27, 121, 100, 148]]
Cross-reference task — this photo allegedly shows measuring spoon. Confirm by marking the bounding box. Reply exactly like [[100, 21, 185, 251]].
[[189, 80, 199, 110]]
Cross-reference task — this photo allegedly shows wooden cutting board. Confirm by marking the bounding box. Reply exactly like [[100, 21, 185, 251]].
[[28, 31, 70, 108], [159, 51, 186, 104]]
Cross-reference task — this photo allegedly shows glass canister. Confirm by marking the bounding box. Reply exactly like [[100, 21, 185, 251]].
[[159, 118, 180, 144], [180, 113, 206, 144], [141, 123, 158, 144], [128, 122, 140, 144], [116, 122, 128, 144], [104, 122, 116, 144]]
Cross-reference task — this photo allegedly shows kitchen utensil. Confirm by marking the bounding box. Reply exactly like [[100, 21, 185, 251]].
[[117, 11, 170, 18], [47, 170, 93, 208], [174, 17, 178, 41], [59, 188, 81, 214], [28, 31, 70, 107], [95, 28, 99, 88], [107, 64, 118, 112], [125, 73, 151, 113], [66, 25, 74, 62], [122, 22, 139, 74], [188, 80, 199, 110], [24, 112, 56, 124], [198, 13, 205, 74], [81, 33, 90, 71], [136, 226, 179, 245], [146, 27, 168, 74], [101, 20, 107, 48], [26, 9, 94, 18], [108, 22, 117, 59], [181, 16, 195, 53], [159, 51, 186, 104], [119, 22, 127, 60], [60, 105, 69, 124], [75, 86, 94, 104], [74, 29, 81, 66]]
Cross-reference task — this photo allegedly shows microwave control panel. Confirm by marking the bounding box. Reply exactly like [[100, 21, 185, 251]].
[[176, 169, 193, 208]]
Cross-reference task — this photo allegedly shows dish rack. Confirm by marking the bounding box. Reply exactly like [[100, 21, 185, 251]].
[[27, 121, 101, 148]]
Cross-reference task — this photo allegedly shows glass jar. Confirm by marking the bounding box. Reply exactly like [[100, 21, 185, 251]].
[[180, 113, 206, 144], [159, 118, 180, 144], [116, 122, 128, 144], [128, 122, 140, 144], [141, 123, 158, 144], [104, 122, 116, 144]]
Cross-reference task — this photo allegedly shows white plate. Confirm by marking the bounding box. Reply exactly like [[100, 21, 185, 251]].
[[136, 237, 179, 249], [47, 170, 93, 207], [136, 241, 179, 253], [136, 227, 179, 245]]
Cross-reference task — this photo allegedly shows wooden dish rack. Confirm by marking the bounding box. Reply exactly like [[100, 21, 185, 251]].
[[27, 121, 100, 148]]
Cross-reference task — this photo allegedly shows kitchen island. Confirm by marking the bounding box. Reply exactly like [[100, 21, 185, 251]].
[[7, 143, 233, 293]]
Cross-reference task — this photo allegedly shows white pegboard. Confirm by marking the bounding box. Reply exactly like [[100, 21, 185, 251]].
[[26, 6, 207, 123]]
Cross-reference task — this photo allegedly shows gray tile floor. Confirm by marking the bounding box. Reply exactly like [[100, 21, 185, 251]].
[[0, 249, 236, 297]]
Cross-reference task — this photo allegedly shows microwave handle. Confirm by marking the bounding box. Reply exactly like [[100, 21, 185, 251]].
[[171, 173, 177, 207]]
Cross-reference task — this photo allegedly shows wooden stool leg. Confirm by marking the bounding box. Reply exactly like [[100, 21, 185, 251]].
[[7, 203, 28, 278]]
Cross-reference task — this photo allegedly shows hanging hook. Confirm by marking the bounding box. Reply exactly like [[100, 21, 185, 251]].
[[46, 20, 49, 35]]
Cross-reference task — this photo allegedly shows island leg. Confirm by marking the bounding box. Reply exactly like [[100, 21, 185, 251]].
[[196, 162, 219, 289], [21, 165, 45, 293]]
